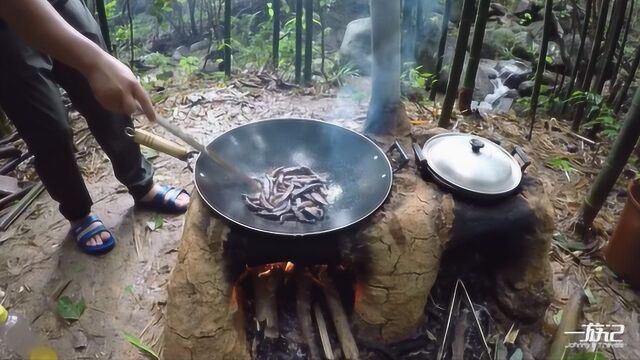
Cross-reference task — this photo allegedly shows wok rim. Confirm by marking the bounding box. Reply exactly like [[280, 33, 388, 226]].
[[193, 117, 394, 237]]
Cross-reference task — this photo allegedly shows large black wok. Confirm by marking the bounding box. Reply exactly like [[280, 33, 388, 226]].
[[130, 118, 407, 237]]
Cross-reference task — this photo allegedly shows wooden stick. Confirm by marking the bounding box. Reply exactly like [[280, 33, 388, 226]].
[[252, 268, 280, 338], [296, 271, 320, 360], [313, 303, 335, 360], [321, 274, 359, 360]]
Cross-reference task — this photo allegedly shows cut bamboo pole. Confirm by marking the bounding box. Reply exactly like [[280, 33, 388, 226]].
[[296, 271, 320, 360], [313, 303, 335, 360], [321, 274, 359, 360]]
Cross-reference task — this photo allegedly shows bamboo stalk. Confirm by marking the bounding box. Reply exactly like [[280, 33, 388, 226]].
[[437, 0, 475, 128], [547, 290, 585, 360], [415, 0, 423, 57], [527, 0, 553, 140], [126, 0, 134, 68], [429, 0, 452, 101], [579, 85, 640, 230], [313, 303, 335, 359], [613, 45, 640, 113], [572, 0, 611, 131], [296, 272, 320, 360], [224, 0, 231, 77], [593, 0, 627, 93], [304, 0, 313, 84], [95, 0, 113, 54], [458, 0, 492, 113], [608, 0, 634, 104], [561, 0, 593, 114], [319, 0, 327, 80], [272, 0, 281, 68], [321, 275, 359, 360], [295, 0, 303, 84]]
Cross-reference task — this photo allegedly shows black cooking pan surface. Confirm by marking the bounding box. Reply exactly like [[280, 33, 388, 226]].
[[194, 118, 393, 236]]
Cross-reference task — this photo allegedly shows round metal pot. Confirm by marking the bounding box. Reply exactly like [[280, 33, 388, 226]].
[[412, 133, 530, 201]]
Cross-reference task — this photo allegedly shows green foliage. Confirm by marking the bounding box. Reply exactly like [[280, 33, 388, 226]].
[[179, 56, 200, 75], [124, 333, 159, 360], [567, 352, 608, 360], [518, 12, 533, 25], [105, 0, 118, 19], [401, 65, 433, 90], [324, 63, 359, 86], [145, 52, 172, 68], [568, 91, 620, 139], [56, 296, 86, 321], [547, 158, 573, 172], [146, 214, 164, 231]]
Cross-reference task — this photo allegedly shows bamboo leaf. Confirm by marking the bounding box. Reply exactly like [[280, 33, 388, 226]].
[[124, 333, 158, 360], [146, 215, 164, 231]]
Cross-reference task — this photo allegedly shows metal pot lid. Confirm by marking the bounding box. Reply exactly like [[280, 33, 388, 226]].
[[423, 133, 522, 195]]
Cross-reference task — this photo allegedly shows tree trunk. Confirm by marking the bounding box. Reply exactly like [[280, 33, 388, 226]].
[[415, 0, 423, 57], [95, 0, 113, 54], [608, 0, 634, 104], [458, 0, 491, 114], [224, 0, 231, 76], [365, 0, 410, 136], [579, 86, 640, 232], [593, 0, 627, 93], [572, 0, 610, 131], [127, 0, 134, 68], [319, 0, 327, 79], [401, 0, 416, 66], [429, 0, 452, 101], [437, 0, 476, 128], [613, 45, 640, 113], [272, 0, 281, 68], [527, 0, 553, 140], [304, 0, 313, 85], [562, 0, 593, 114], [295, 0, 303, 84], [188, 0, 198, 37]]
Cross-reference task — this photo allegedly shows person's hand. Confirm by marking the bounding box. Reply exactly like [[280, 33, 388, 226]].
[[83, 52, 157, 121]]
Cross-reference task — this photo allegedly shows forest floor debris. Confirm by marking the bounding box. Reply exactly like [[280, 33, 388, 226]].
[[0, 72, 638, 359]]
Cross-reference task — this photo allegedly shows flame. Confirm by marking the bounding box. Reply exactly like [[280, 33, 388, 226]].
[[284, 262, 295, 273]]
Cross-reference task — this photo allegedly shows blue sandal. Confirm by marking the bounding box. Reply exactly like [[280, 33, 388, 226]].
[[136, 185, 190, 214], [71, 215, 116, 255]]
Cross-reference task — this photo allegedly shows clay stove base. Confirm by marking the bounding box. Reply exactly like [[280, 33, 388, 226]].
[[161, 138, 555, 359]]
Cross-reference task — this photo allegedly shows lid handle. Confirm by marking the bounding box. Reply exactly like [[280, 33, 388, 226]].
[[470, 138, 485, 153]]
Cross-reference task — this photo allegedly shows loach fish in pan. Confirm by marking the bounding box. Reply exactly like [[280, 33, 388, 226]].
[[242, 166, 330, 223]]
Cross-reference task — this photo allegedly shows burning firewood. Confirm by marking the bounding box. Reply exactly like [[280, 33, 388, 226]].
[[252, 267, 282, 339], [243, 166, 330, 223], [320, 272, 360, 360], [296, 271, 321, 360]]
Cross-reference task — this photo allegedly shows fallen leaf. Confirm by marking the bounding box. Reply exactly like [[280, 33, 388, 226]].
[[553, 310, 564, 326], [584, 288, 598, 305], [553, 231, 588, 251], [509, 348, 523, 360], [146, 215, 163, 231], [141, 147, 159, 161], [56, 296, 86, 321], [124, 333, 158, 360], [124, 285, 135, 296]]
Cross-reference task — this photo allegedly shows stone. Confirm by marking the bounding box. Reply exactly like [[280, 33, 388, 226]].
[[472, 59, 500, 101], [489, 2, 510, 17], [513, 0, 542, 16], [497, 59, 533, 88], [172, 45, 190, 60], [189, 39, 209, 52], [518, 80, 535, 96], [339, 18, 372, 75]]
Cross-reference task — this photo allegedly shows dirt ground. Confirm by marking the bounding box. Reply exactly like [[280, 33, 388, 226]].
[[0, 74, 639, 359]]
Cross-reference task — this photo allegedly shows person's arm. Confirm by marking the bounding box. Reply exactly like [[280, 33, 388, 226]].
[[0, 0, 156, 121]]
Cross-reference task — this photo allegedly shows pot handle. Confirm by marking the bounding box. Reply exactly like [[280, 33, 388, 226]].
[[125, 127, 192, 161], [511, 146, 531, 172], [386, 140, 410, 173]]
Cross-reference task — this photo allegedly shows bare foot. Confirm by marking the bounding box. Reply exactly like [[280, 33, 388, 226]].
[[71, 215, 110, 248], [139, 184, 190, 211]]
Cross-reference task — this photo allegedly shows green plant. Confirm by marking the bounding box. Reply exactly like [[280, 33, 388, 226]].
[[401, 65, 434, 90], [568, 91, 620, 138], [547, 157, 573, 172], [145, 52, 171, 68], [518, 12, 533, 26], [179, 56, 200, 75]]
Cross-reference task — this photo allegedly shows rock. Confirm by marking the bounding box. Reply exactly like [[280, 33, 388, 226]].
[[513, 0, 542, 16], [482, 27, 517, 59], [497, 59, 533, 88], [519, 80, 535, 96], [339, 18, 372, 75], [566, 143, 578, 153], [172, 45, 190, 60], [489, 2, 509, 17], [189, 39, 209, 52], [72, 330, 88, 351], [505, 89, 520, 98]]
